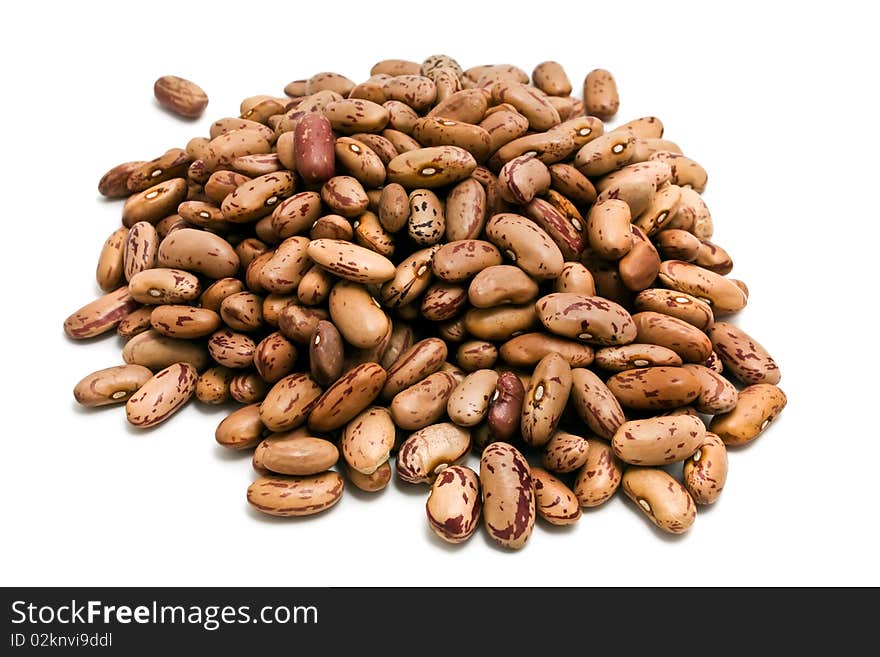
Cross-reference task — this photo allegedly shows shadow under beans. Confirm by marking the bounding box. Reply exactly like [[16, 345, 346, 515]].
[[423, 523, 469, 553], [212, 444, 253, 463], [344, 482, 389, 503], [153, 100, 203, 123], [392, 473, 431, 497], [244, 502, 332, 526]]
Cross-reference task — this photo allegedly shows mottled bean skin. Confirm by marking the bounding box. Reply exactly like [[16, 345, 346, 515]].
[[709, 383, 786, 446], [707, 322, 780, 385], [426, 465, 482, 544], [480, 442, 535, 549], [247, 472, 344, 517], [570, 368, 625, 440], [125, 362, 197, 428], [612, 414, 705, 466], [622, 467, 696, 534], [73, 364, 154, 407], [397, 422, 471, 484], [683, 432, 728, 505], [521, 353, 572, 447], [541, 431, 590, 473], [574, 439, 623, 507], [606, 366, 701, 410], [532, 467, 581, 525]]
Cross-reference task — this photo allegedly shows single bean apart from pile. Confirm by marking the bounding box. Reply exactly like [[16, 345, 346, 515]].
[[68, 55, 785, 548]]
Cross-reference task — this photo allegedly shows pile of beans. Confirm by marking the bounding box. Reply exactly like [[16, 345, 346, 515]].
[[67, 56, 785, 548]]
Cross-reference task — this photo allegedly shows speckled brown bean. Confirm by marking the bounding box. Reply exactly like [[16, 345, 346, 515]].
[[479, 108, 530, 155], [268, 192, 321, 239], [532, 61, 572, 96], [499, 332, 595, 369], [220, 172, 295, 224], [618, 225, 661, 292], [154, 75, 208, 118], [407, 188, 445, 245], [98, 161, 144, 198], [626, 468, 699, 537], [64, 287, 141, 340], [606, 366, 701, 410], [633, 288, 714, 330], [693, 239, 733, 275], [632, 311, 712, 363], [322, 98, 389, 134], [345, 460, 392, 492], [328, 280, 390, 349], [536, 293, 637, 345], [125, 362, 197, 428], [383, 75, 436, 112], [658, 261, 747, 314], [277, 304, 328, 344], [390, 371, 456, 431], [583, 69, 619, 120], [432, 240, 502, 283], [335, 137, 386, 188], [447, 369, 498, 427], [428, 88, 488, 123], [259, 372, 323, 432], [523, 197, 586, 262], [411, 117, 491, 163], [541, 431, 590, 474], [467, 265, 538, 308], [386, 146, 477, 189], [397, 422, 471, 484], [480, 442, 535, 549], [247, 472, 343, 517], [121, 179, 188, 227], [532, 468, 581, 525], [573, 439, 623, 507], [655, 229, 701, 262], [683, 432, 728, 505], [116, 307, 153, 339], [157, 229, 239, 279], [497, 153, 551, 205], [310, 213, 355, 240], [354, 210, 394, 257], [570, 368, 625, 440], [255, 236, 310, 295], [680, 364, 736, 414], [196, 365, 234, 404], [574, 132, 635, 177], [150, 305, 220, 339], [420, 283, 467, 321], [341, 406, 395, 475], [127, 148, 191, 193], [204, 171, 251, 204], [492, 82, 560, 131], [206, 328, 255, 368], [308, 362, 387, 432], [217, 292, 262, 332], [587, 199, 632, 260], [595, 343, 682, 371], [549, 163, 597, 205], [485, 213, 563, 280], [121, 329, 208, 371], [251, 332, 296, 384], [319, 176, 368, 219], [96, 226, 128, 291], [521, 353, 572, 447], [486, 371, 525, 441], [445, 177, 487, 241], [377, 183, 409, 233], [215, 404, 267, 450], [379, 246, 439, 307], [307, 238, 395, 284], [200, 278, 245, 313], [426, 465, 482, 544], [554, 262, 596, 296], [455, 341, 498, 371], [229, 372, 268, 404], [707, 322, 780, 385], [612, 414, 705, 466], [710, 383, 786, 446], [73, 364, 154, 407]]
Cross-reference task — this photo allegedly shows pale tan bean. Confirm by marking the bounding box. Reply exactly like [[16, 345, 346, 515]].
[[447, 369, 498, 427], [682, 364, 737, 414], [383, 75, 437, 112], [328, 280, 390, 349], [125, 362, 197, 428], [342, 406, 395, 475], [573, 439, 623, 507], [247, 472, 343, 517], [492, 82, 560, 131], [499, 332, 595, 369], [426, 465, 482, 543], [428, 88, 489, 123], [323, 98, 389, 134], [587, 199, 632, 260], [612, 116, 664, 139], [200, 277, 245, 312], [633, 288, 714, 330], [463, 303, 537, 341], [411, 117, 491, 163], [390, 371, 456, 430], [532, 467, 581, 525], [215, 404, 267, 450], [157, 228, 239, 279], [386, 146, 477, 189], [595, 344, 683, 371], [480, 442, 535, 549], [432, 240, 502, 282], [683, 432, 728, 504], [468, 265, 539, 308], [554, 262, 596, 296], [532, 61, 572, 96], [354, 211, 394, 257], [345, 460, 392, 492], [73, 364, 154, 407], [64, 287, 141, 339], [707, 322, 781, 385], [397, 422, 471, 484], [96, 226, 128, 291], [623, 467, 696, 534], [710, 383, 787, 446], [649, 151, 708, 192], [455, 340, 498, 372]]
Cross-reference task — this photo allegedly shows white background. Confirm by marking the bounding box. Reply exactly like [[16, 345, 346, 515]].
[[1, 0, 877, 587]]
